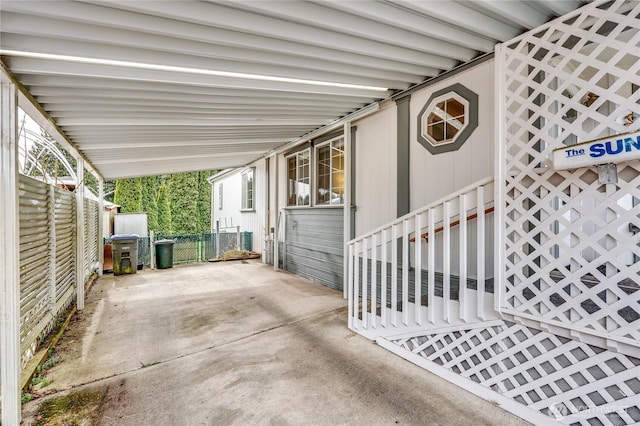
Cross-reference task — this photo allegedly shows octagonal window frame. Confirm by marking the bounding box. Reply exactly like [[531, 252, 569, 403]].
[[417, 83, 479, 155]]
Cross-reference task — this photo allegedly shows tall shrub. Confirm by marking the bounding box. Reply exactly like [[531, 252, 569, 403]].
[[113, 178, 142, 212], [157, 183, 172, 234], [141, 176, 158, 231]]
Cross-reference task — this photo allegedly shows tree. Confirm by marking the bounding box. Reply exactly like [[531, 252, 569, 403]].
[[196, 170, 215, 232], [157, 183, 172, 234], [170, 172, 199, 234], [103, 179, 116, 203], [141, 176, 158, 232], [114, 178, 142, 212]]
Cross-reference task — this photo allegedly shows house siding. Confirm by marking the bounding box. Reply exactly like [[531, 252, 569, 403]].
[[284, 207, 343, 291]]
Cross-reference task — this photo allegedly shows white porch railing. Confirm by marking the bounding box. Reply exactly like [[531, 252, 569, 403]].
[[347, 177, 497, 340]]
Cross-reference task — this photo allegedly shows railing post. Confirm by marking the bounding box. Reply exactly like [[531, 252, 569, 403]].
[[347, 243, 354, 329], [371, 232, 377, 329], [477, 185, 486, 320], [362, 237, 368, 328], [381, 228, 388, 327], [402, 219, 409, 326], [391, 224, 398, 326], [414, 213, 422, 325], [459, 193, 468, 322], [1, 67, 21, 426], [443, 201, 450, 323], [427, 208, 435, 324]]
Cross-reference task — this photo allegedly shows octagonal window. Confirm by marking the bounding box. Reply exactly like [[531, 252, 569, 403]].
[[424, 96, 468, 145], [417, 83, 478, 155]]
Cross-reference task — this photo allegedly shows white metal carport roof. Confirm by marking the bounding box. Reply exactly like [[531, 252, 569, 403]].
[[0, 0, 586, 179]]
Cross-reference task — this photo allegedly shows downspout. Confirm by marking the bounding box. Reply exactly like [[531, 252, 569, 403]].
[[343, 122, 352, 298]]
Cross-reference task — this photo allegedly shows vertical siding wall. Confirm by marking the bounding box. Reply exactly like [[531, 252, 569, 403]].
[[409, 59, 495, 208], [284, 208, 344, 291], [353, 104, 397, 236], [353, 60, 496, 279]]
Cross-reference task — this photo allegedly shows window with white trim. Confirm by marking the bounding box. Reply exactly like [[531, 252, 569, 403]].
[[218, 183, 223, 210], [241, 168, 254, 211], [315, 136, 344, 206], [287, 149, 310, 206]]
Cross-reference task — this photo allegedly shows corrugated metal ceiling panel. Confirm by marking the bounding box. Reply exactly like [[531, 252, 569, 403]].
[[0, 0, 585, 179]]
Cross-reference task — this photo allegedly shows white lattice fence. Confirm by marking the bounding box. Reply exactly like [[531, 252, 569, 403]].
[[498, 0, 640, 350], [389, 322, 640, 425]]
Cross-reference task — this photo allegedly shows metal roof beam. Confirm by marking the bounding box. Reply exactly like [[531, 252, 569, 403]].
[[321, 1, 495, 52], [50, 111, 341, 120], [1, 0, 439, 75], [6, 57, 389, 98], [228, 0, 476, 62], [0, 31, 417, 89], [392, 1, 521, 41], [470, 1, 551, 29], [17, 75, 378, 103], [84, 0, 457, 69]]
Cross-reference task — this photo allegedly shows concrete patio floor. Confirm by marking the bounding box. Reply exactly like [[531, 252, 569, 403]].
[[22, 260, 528, 425]]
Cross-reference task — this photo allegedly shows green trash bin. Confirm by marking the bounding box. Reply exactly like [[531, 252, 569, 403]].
[[155, 239, 175, 269]]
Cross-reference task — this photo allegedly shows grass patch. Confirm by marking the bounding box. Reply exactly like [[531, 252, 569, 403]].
[[32, 389, 105, 426]]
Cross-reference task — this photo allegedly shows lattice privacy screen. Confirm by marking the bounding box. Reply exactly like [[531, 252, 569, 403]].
[[393, 323, 640, 425], [498, 0, 640, 347]]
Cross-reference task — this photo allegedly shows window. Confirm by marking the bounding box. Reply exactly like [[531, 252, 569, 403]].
[[417, 83, 478, 155], [287, 149, 310, 206], [241, 168, 254, 210], [315, 136, 344, 205], [424, 97, 466, 145], [218, 183, 223, 210]]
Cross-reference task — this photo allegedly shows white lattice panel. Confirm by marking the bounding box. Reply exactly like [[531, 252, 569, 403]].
[[498, 0, 640, 347], [392, 322, 640, 425]]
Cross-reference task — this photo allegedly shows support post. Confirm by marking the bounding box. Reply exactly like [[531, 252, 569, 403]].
[[343, 122, 352, 298], [98, 178, 104, 277], [1, 66, 21, 426], [215, 220, 220, 259], [273, 155, 279, 272], [150, 230, 155, 269], [76, 158, 85, 310], [236, 225, 241, 250]]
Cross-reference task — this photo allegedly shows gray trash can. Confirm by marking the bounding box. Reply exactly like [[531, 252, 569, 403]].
[[112, 234, 139, 275]]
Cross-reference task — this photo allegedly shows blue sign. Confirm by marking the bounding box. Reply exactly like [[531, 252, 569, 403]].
[[553, 130, 640, 170]]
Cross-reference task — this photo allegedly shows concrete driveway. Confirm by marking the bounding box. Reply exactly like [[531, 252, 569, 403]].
[[22, 260, 527, 425]]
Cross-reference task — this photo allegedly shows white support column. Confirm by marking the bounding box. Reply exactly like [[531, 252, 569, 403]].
[[76, 158, 85, 310], [1, 66, 21, 426], [98, 178, 104, 277], [343, 121, 352, 298], [273, 154, 279, 272], [494, 43, 506, 314]]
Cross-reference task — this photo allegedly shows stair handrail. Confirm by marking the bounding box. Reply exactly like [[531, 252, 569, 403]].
[[347, 176, 494, 245]]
